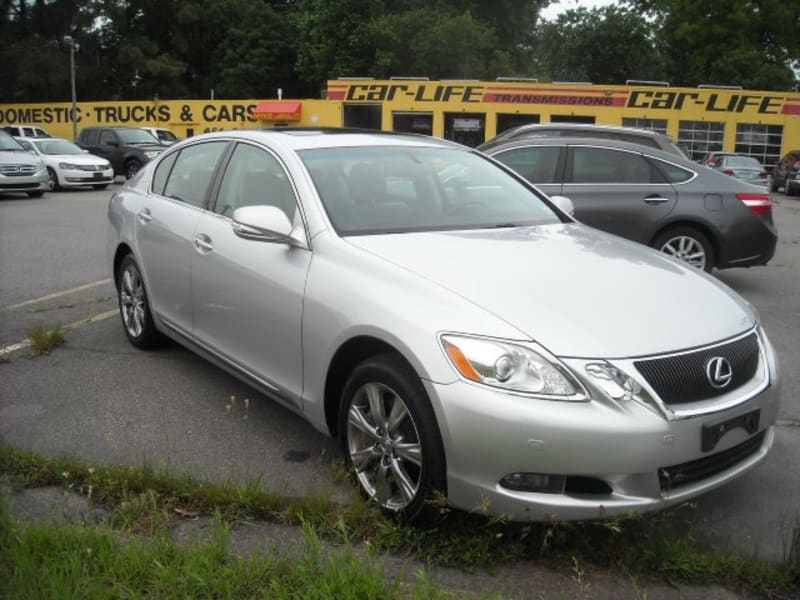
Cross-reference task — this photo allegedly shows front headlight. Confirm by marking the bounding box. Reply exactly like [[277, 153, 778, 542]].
[[143, 151, 161, 159], [58, 162, 80, 169], [440, 334, 586, 399], [35, 161, 45, 171]]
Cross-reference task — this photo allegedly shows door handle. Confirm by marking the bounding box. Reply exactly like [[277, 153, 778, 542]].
[[193, 234, 213, 252], [137, 208, 152, 223], [643, 196, 670, 205]]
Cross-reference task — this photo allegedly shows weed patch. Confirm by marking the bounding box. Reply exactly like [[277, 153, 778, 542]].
[[27, 323, 65, 355]]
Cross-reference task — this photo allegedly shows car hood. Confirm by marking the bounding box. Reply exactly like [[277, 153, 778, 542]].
[[345, 223, 755, 358], [0, 150, 39, 165], [45, 153, 109, 164]]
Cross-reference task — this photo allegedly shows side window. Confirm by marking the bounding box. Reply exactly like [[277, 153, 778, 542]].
[[570, 147, 662, 184], [652, 159, 694, 184], [163, 141, 228, 208], [151, 151, 179, 196], [82, 130, 98, 145], [493, 146, 561, 184], [99, 130, 116, 145], [214, 143, 297, 220]]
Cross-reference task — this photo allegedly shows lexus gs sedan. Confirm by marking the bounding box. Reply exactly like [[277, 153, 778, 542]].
[[108, 129, 779, 523]]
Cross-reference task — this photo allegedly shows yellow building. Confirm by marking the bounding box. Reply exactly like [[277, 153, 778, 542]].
[[2, 78, 798, 165]]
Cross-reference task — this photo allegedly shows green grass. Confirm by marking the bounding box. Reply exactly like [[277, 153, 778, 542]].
[[1, 445, 798, 597], [0, 499, 451, 599], [27, 323, 66, 355]]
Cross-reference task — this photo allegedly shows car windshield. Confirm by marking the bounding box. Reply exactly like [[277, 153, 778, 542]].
[[0, 134, 24, 151], [117, 129, 160, 144], [34, 140, 84, 155], [300, 146, 562, 235], [726, 156, 761, 169]]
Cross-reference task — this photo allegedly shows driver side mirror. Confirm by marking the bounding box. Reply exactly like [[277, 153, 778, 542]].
[[231, 205, 307, 249], [549, 195, 575, 217]]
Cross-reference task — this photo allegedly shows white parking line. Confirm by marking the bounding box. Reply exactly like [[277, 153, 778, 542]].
[[0, 308, 119, 358], [5, 278, 113, 310]]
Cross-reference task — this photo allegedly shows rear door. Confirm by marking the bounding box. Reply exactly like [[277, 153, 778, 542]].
[[561, 144, 677, 242], [135, 140, 230, 336]]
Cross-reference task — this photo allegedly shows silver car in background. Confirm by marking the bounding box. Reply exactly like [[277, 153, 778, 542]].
[[108, 129, 779, 523], [0, 130, 48, 198]]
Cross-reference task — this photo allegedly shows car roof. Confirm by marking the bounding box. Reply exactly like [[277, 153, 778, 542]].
[[484, 135, 695, 166], [186, 127, 463, 152], [505, 122, 666, 136]]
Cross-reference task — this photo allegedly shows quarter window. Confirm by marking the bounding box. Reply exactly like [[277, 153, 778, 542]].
[[493, 146, 561, 184], [652, 159, 694, 184], [214, 143, 297, 220], [162, 141, 228, 208], [151, 151, 178, 196], [570, 147, 664, 184]]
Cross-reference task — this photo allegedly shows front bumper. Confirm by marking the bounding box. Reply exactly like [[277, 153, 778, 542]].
[[60, 167, 114, 187], [425, 329, 780, 521], [0, 169, 48, 193]]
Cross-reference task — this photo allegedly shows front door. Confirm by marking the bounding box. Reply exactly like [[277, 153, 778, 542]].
[[192, 142, 311, 406]]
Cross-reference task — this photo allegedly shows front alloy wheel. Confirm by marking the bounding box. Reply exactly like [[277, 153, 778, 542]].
[[346, 382, 422, 511], [340, 355, 446, 523]]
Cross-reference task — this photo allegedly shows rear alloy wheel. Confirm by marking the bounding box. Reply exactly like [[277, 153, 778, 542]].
[[653, 227, 714, 272], [340, 354, 446, 523], [117, 254, 164, 349], [47, 167, 60, 191], [124, 159, 142, 180]]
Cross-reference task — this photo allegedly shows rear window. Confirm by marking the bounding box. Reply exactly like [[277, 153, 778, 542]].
[[570, 147, 665, 184]]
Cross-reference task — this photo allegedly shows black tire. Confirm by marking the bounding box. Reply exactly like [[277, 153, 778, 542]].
[[92, 184, 109, 190], [787, 182, 798, 197], [339, 353, 446, 524], [47, 167, 60, 191], [652, 227, 714, 272], [769, 176, 780, 193], [26, 191, 45, 198], [124, 159, 142, 180], [116, 254, 165, 349]]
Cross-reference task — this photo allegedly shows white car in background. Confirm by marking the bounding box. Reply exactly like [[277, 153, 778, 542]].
[[15, 137, 114, 190], [141, 127, 180, 145]]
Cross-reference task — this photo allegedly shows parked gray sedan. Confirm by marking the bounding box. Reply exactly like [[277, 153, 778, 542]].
[[485, 137, 777, 272], [108, 129, 779, 523]]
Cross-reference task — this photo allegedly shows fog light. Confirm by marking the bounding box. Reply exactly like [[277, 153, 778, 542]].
[[499, 472, 566, 493]]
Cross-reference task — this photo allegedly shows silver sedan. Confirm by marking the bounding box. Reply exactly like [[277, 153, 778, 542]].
[[107, 129, 779, 522]]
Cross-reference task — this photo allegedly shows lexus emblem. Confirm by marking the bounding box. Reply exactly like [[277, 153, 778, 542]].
[[706, 357, 733, 389]]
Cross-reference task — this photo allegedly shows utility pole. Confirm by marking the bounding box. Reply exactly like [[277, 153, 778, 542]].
[[63, 35, 79, 142]]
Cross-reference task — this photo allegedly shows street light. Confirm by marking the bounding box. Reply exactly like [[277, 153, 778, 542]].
[[63, 35, 79, 142]]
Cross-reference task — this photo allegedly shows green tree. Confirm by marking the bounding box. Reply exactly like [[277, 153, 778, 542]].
[[627, 0, 800, 90], [533, 6, 663, 84], [369, 8, 513, 79]]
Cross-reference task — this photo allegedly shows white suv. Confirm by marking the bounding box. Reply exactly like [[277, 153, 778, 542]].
[[1, 125, 52, 138]]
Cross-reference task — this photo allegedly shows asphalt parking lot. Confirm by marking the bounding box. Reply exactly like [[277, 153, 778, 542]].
[[0, 183, 798, 560]]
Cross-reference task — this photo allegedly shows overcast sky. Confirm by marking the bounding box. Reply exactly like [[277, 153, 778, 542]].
[[540, 0, 623, 21]]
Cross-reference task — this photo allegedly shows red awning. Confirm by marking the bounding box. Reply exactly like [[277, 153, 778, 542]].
[[253, 101, 302, 121]]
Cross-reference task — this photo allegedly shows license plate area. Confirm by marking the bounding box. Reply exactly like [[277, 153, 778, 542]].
[[702, 409, 760, 452]]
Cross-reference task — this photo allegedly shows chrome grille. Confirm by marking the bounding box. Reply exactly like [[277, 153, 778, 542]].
[[0, 164, 37, 176], [658, 430, 765, 491], [634, 333, 759, 405], [77, 164, 107, 172]]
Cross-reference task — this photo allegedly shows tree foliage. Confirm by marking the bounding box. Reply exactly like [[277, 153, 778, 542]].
[[532, 6, 663, 84], [626, 0, 800, 90], [0, 0, 797, 103]]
